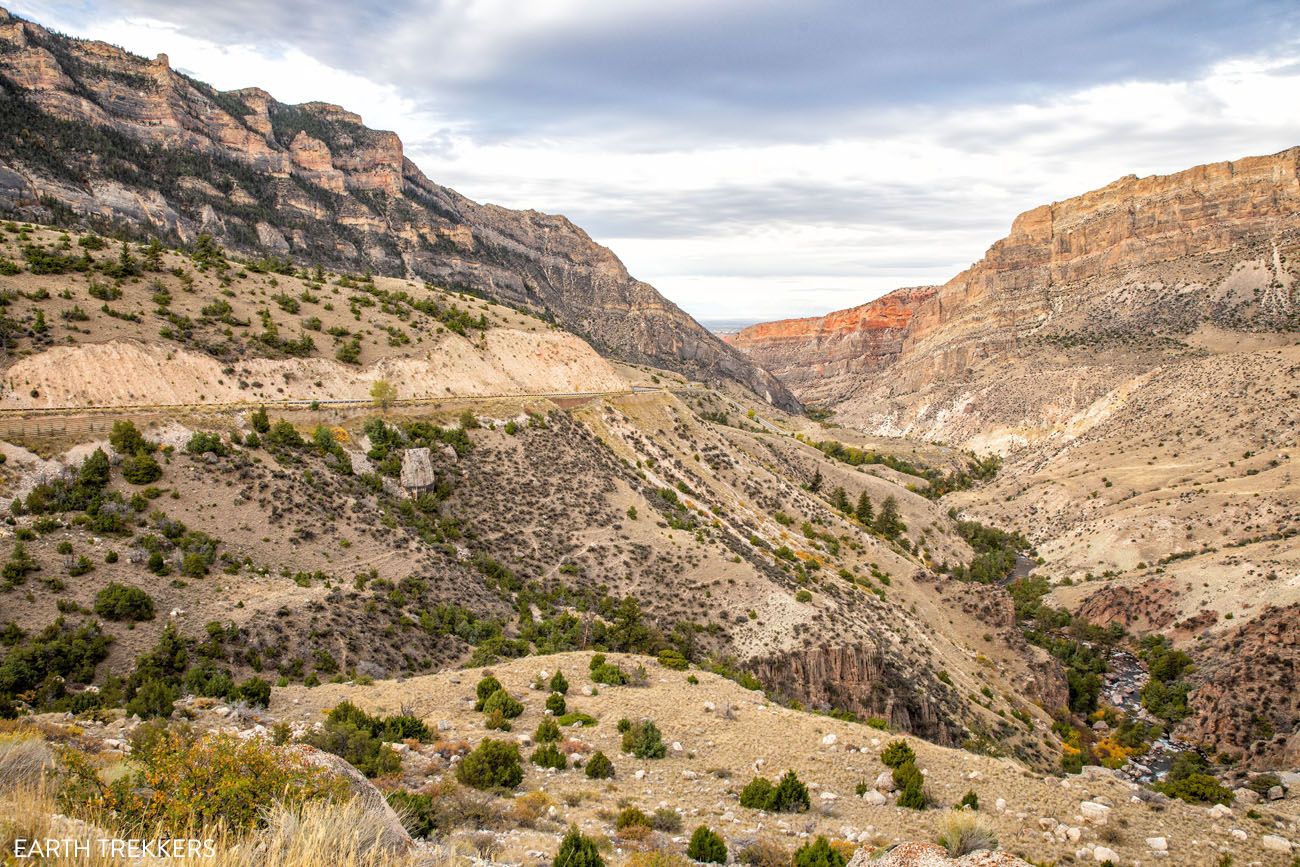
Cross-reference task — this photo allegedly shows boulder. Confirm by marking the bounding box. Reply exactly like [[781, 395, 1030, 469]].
[[1232, 787, 1259, 805], [1261, 834, 1292, 853], [399, 448, 436, 490], [290, 745, 412, 853], [874, 771, 896, 793], [1091, 846, 1119, 862], [1268, 785, 1285, 801], [861, 790, 887, 806], [1145, 837, 1167, 851], [1079, 801, 1110, 823]]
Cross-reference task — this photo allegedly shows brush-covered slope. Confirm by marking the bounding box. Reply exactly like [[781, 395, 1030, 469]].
[[0, 7, 797, 412], [0, 228, 1067, 766]]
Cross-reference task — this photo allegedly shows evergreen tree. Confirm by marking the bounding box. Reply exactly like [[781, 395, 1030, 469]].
[[830, 486, 850, 513], [687, 826, 728, 864], [809, 466, 822, 492], [874, 495, 906, 539], [553, 827, 604, 867], [855, 490, 874, 524]]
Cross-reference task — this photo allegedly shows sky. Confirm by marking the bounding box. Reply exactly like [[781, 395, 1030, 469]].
[[10, 1, 1300, 321]]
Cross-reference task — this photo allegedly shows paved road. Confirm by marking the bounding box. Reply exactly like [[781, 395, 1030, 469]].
[[0, 386, 665, 420]]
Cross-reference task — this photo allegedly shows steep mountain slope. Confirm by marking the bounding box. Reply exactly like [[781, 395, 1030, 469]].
[[734, 147, 1299, 431], [734, 149, 1300, 766], [0, 7, 797, 411], [0, 224, 1069, 771]]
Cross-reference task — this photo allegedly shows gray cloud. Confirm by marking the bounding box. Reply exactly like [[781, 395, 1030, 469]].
[[32, 0, 1300, 145]]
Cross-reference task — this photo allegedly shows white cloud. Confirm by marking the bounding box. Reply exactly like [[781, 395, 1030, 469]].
[[12, 3, 1300, 321]]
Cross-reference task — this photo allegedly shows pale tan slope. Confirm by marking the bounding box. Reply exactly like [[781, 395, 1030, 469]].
[[0, 225, 627, 408], [1, 329, 626, 409], [949, 341, 1300, 639], [272, 651, 1298, 867]]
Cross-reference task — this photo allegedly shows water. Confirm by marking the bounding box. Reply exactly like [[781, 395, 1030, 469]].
[[1101, 649, 1188, 781]]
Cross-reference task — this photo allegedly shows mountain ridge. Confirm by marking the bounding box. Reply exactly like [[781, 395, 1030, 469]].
[[0, 6, 799, 411], [733, 144, 1299, 431]]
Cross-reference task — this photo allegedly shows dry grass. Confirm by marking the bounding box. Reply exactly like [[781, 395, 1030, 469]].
[[0, 728, 53, 792], [934, 811, 998, 857], [0, 782, 439, 867]]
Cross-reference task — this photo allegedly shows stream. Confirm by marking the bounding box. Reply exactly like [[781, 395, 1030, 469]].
[[1100, 649, 1187, 782], [1009, 554, 1188, 781]]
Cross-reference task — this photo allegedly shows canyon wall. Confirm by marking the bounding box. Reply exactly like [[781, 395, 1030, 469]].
[[0, 8, 798, 411]]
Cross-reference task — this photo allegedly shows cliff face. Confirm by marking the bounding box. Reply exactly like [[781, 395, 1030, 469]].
[[734, 148, 1300, 433], [0, 8, 798, 411], [729, 286, 936, 405], [1179, 605, 1300, 769]]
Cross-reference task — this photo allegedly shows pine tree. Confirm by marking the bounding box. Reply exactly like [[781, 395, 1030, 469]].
[[874, 495, 906, 539], [855, 490, 874, 524], [830, 486, 850, 513], [809, 466, 822, 492]]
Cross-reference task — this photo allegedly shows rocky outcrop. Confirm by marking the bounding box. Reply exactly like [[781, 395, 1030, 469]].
[[734, 148, 1300, 439], [749, 644, 967, 746], [0, 8, 797, 412], [291, 745, 413, 853], [1179, 604, 1300, 769]]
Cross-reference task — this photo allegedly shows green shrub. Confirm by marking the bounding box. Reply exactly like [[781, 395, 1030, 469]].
[[585, 750, 614, 779], [881, 739, 916, 769], [120, 452, 162, 484], [546, 691, 567, 716], [793, 837, 845, 867], [185, 432, 228, 457], [616, 717, 632, 733], [957, 790, 979, 810], [1156, 772, 1233, 804], [93, 582, 155, 622], [235, 676, 271, 708], [535, 717, 561, 743], [658, 648, 689, 670], [591, 662, 628, 686], [769, 770, 810, 812], [621, 719, 666, 759], [550, 670, 569, 694], [554, 826, 604, 867], [125, 676, 177, 719], [531, 742, 567, 770], [615, 806, 650, 830], [457, 739, 523, 791], [325, 700, 430, 742], [474, 675, 503, 710], [895, 761, 928, 810], [687, 825, 728, 864], [299, 716, 401, 778], [589, 653, 606, 671], [482, 688, 524, 719], [739, 776, 775, 809]]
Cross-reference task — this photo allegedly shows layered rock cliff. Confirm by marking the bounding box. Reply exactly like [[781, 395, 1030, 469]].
[[728, 286, 937, 406], [735, 148, 1300, 434], [0, 7, 798, 410]]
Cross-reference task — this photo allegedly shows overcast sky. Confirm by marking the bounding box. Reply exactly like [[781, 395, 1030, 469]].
[[12, 1, 1300, 320]]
